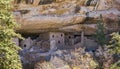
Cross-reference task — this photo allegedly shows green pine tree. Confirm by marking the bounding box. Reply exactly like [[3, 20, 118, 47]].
[[0, 0, 22, 69], [95, 15, 106, 46]]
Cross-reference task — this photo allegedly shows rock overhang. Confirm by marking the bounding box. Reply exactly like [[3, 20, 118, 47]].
[[13, 0, 120, 35]]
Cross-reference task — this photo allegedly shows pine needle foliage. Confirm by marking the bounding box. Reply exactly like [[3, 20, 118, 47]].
[[95, 15, 106, 46], [0, 0, 22, 69], [108, 33, 120, 69]]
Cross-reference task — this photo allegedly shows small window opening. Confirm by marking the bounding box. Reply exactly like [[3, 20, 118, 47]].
[[69, 36, 71, 39], [58, 41, 60, 44], [61, 34, 63, 37], [52, 35, 54, 38], [24, 44, 26, 47]]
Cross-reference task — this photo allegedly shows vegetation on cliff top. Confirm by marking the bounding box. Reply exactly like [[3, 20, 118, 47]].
[[0, 0, 22, 69], [109, 33, 120, 69]]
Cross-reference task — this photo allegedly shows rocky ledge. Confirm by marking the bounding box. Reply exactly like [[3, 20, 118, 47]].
[[13, 0, 120, 35]]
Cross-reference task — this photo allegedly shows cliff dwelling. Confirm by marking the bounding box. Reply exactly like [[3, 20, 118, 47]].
[[49, 32, 65, 48], [1, 0, 120, 69], [9, 0, 120, 69], [16, 32, 61, 51], [16, 32, 88, 51], [14, 29, 99, 53]]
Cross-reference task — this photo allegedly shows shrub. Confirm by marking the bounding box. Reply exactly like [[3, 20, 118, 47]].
[[0, 0, 22, 69], [108, 32, 120, 69]]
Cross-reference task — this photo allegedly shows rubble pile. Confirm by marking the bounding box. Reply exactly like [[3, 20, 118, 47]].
[[19, 42, 114, 69], [94, 46, 113, 69], [34, 47, 98, 69]]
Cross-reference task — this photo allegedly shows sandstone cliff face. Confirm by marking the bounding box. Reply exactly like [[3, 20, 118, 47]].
[[13, 0, 120, 34]]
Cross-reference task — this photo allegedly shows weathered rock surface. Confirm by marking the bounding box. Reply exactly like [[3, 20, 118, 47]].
[[13, 0, 120, 34], [19, 41, 113, 69], [15, 14, 86, 33], [34, 47, 98, 69]]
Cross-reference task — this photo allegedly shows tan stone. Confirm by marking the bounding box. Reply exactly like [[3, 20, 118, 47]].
[[15, 14, 86, 33], [103, 13, 119, 30], [33, 0, 40, 6], [13, 0, 120, 35]]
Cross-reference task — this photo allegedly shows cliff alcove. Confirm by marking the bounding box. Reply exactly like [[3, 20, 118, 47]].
[[12, 0, 120, 69]]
